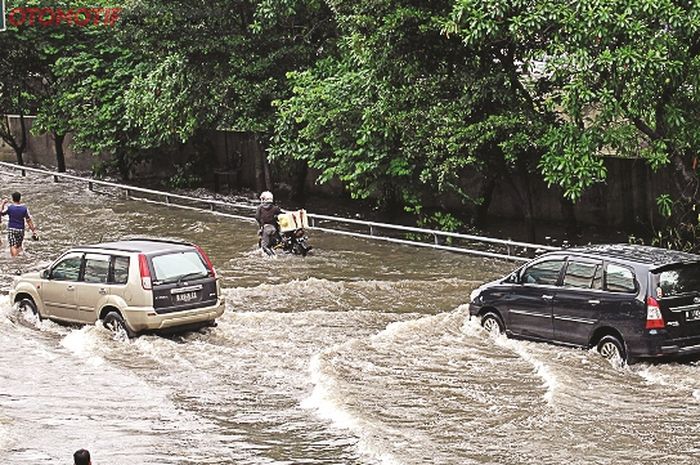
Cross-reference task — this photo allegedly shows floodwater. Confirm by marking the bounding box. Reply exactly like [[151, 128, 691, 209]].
[[0, 171, 699, 465]]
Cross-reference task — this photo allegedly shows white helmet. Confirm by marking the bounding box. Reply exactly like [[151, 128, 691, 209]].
[[260, 191, 274, 202]]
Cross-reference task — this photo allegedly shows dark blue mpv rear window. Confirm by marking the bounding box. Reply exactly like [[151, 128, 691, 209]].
[[657, 263, 700, 297]]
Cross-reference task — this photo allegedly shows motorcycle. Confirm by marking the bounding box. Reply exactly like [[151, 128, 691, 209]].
[[259, 209, 312, 257]]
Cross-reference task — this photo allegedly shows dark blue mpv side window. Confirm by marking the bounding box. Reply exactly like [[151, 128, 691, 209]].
[[563, 261, 603, 289], [521, 260, 565, 285], [605, 264, 636, 293]]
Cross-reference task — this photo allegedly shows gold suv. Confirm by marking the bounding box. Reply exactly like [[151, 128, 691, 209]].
[[10, 239, 225, 337]]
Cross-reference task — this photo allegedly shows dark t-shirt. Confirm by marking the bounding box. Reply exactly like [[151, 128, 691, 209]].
[[255, 203, 281, 227]]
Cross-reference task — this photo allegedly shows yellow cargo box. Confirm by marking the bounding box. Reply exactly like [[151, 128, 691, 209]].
[[277, 209, 310, 232]]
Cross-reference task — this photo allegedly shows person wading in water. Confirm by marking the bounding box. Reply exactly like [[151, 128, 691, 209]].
[[1, 192, 38, 257], [255, 191, 281, 256]]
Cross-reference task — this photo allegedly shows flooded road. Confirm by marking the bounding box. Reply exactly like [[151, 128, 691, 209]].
[[0, 171, 699, 465]]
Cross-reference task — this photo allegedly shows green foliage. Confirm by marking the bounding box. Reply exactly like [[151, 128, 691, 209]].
[[444, 0, 700, 207], [656, 194, 673, 218], [271, 0, 539, 215], [166, 162, 203, 189], [634, 202, 700, 253], [649, 221, 700, 253], [2, 0, 336, 179], [124, 53, 217, 147], [50, 34, 145, 178], [271, 57, 407, 202], [3, 0, 700, 236], [0, 1, 43, 159], [418, 211, 463, 233], [405, 211, 464, 244], [539, 124, 607, 200]]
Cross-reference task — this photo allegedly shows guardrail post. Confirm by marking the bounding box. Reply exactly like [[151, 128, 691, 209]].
[[434, 234, 439, 245], [88, 182, 93, 191], [507, 244, 513, 256], [164, 195, 170, 204], [369, 225, 374, 236], [210, 203, 215, 211], [53, 175, 59, 182], [124, 189, 130, 199], [21, 169, 26, 177]]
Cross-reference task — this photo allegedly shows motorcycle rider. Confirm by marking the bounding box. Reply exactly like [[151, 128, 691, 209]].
[[255, 191, 281, 256]]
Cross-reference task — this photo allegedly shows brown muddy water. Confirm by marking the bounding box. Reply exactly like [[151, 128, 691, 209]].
[[0, 171, 698, 465]]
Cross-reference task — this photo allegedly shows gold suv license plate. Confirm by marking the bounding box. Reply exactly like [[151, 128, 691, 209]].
[[175, 291, 198, 303], [687, 309, 700, 321]]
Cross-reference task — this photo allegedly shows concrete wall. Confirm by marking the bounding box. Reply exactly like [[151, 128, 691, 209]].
[[483, 158, 667, 228], [0, 117, 99, 170]]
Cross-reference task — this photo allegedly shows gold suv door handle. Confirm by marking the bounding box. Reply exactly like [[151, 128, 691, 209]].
[[66, 285, 75, 291]]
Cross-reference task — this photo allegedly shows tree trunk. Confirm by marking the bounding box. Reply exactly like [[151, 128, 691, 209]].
[[262, 152, 273, 191], [253, 139, 265, 193], [290, 160, 308, 201], [474, 176, 497, 228], [1, 115, 28, 165], [670, 152, 700, 220], [522, 182, 536, 244], [381, 183, 400, 221], [13, 113, 28, 165], [559, 195, 578, 238], [13, 146, 24, 166], [54, 132, 66, 172], [117, 151, 130, 180], [503, 170, 536, 242]]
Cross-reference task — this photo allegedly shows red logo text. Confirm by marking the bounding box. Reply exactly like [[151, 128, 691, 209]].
[[8, 7, 122, 27]]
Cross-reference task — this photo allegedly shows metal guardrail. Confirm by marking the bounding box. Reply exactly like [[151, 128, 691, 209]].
[[0, 161, 560, 261]]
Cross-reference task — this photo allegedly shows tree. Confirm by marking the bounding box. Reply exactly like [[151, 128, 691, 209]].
[[271, 0, 550, 234], [46, 0, 337, 182], [444, 0, 700, 228], [0, 87, 31, 166], [1, 0, 119, 171], [0, 13, 40, 165], [551, 0, 700, 225], [114, 0, 336, 186], [52, 40, 145, 179]]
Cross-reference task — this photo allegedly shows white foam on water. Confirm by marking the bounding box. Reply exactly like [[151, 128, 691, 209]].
[[635, 365, 669, 386], [464, 305, 559, 404], [303, 353, 403, 465], [371, 314, 430, 342], [59, 326, 106, 367], [0, 293, 67, 335], [226, 276, 472, 312], [459, 308, 484, 338], [634, 364, 700, 402], [0, 415, 12, 455], [303, 354, 360, 430], [494, 336, 559, 404]]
